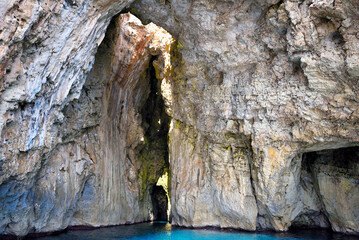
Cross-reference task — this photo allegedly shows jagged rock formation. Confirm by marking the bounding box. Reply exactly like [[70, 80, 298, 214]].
[[131, 0, 359, 234], [0, 5, 173, 235], [0, 0, 135, 235], [0, 0, 359, 237]]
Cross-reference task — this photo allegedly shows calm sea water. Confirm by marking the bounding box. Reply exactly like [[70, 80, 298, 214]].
[[27, 222, 359, 240]]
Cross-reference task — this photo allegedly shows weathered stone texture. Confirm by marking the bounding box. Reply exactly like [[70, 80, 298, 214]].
[[0, 6, 173, 235], [0, 0, 359, 237], [0, 0, 135, 235], [132, 0, 359, 234], [169, 120, 257, 229]]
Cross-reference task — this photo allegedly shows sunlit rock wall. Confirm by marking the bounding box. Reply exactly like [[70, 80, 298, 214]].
[[0, 0, 132, 235], [0, 5, 172, 235], [1, 0, 359, 237], [64, 13, 172, 228], [131, 0, 359, 234]]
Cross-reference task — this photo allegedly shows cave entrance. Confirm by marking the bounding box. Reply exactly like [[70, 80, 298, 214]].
[[152, 172, 170, 221], [296, 146, 359, 232], [137, 54, 171, 222], [99, 12, 174, 223]]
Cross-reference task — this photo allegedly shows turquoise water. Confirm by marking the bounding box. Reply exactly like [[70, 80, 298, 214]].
[[32, 222, 358, 240]]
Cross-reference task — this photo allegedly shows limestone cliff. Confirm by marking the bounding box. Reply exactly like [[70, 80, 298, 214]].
[[132, 0, 359, 234], [0, 0, 358, 237], [0, 3, 173, 235]]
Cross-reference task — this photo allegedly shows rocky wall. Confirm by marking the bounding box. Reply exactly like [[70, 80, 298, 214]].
[[0, 0, 359, 237], [0, 10, 173, 236], [131, 0, 359, 234], [0, 0, 134, 235], [298, 147, 359, 234]]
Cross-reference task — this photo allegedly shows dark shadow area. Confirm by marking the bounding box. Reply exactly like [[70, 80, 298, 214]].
[[294, 146, 359, 234], [303, 146, 359, 172], [151, 185, 168, 221], [136, 56, 170, 220], [140, 56, 170, 146]]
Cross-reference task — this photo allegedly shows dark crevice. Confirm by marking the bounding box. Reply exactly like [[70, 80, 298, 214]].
[[303, 147, 359, 177], [151, 185, 168, 221], [136, 56, 170, 221], [330, 30, 345, 46], [140, 57, 170, 142]]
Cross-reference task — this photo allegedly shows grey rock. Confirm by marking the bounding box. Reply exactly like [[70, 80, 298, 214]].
[[0, 11, 173, 236], [132, 0, 359, 233], [0, 0, 359, 236]]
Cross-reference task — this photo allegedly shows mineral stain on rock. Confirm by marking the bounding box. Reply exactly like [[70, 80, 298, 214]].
[[0, 0, 359, 238]]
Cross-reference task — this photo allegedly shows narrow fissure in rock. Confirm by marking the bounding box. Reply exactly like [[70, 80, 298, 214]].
[[136, 56, 170, 221], [61, 13, 174, 229]]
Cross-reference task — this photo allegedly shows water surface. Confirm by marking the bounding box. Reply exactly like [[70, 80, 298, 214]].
[[32, 222, 358, 240]]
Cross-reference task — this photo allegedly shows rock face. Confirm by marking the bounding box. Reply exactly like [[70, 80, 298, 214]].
[[0, 0, 359, 237], [0, 6, 173, 235], [0, 0, 134, 235], [131, 0, 359, 234], [65, 13, 173, 228], [300, 147, 359, 234]]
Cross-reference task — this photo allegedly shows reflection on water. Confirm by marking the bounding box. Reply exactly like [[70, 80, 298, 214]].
[[27, 222, 358, 240]]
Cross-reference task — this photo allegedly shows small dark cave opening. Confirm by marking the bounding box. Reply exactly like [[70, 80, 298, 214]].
[[294, 146, 359, 232], [138, 56, 170, 222], [151, 185, 168, 221], [303, 146, 359, 172]]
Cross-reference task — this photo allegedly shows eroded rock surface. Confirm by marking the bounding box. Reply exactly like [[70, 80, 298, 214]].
[[131, 0, 359, 234], [0, 0, 359, 237], [0, 0, 134, 235], [301, 147, 359, 234], [0, 9, 173, 235]]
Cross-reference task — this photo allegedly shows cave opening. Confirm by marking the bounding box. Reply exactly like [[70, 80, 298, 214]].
[[152, 174, 169, 222], [84, 12, 174, 225], [295, 146, 359, 232], [61, 12, 175, 228], [137, 55, 171, 222]]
